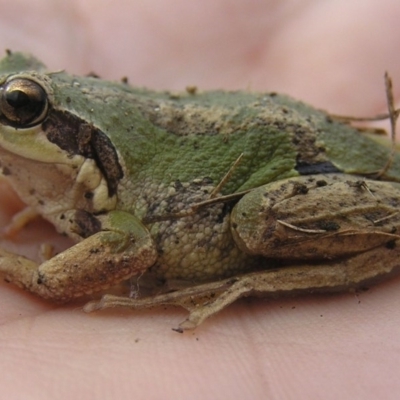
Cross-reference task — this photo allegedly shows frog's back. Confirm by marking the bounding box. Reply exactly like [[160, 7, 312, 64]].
[[109, 86, 400, 193]]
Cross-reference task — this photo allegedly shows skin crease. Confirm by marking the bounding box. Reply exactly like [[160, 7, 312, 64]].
[[0, 0, 400, 399]]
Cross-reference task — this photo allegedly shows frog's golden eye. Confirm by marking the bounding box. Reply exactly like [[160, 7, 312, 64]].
[[0, 78, 48, 127]]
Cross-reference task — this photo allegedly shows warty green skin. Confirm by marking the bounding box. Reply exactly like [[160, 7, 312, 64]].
[[0, 52, 400, 328]]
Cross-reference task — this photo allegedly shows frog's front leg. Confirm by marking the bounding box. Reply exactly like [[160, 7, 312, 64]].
[[0, 210, 157, 302]]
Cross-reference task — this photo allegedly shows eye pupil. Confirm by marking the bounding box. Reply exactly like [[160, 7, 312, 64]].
[[0, 78, 48, 127], [6, 90, 30, 108]]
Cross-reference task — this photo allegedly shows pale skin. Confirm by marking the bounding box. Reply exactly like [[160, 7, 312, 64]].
[[1, 1, 400, 399]]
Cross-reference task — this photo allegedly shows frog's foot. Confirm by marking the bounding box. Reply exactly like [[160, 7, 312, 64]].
[[83, 276, 247, 331], [84, 240, 400, 331]]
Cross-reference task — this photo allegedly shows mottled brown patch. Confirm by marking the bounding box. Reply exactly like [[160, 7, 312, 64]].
[[43, 110, 123, 196]]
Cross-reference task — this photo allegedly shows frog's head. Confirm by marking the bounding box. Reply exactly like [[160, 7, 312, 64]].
[[0, 51, 123, 234]]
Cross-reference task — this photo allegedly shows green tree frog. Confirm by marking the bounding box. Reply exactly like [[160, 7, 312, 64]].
[[0, 51, 399, 330]]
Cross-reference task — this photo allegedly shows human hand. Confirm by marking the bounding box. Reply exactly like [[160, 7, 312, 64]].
[[0, 1, 400, 399]]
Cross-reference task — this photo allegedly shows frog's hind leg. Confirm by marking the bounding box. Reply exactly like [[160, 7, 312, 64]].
[[84, 240, 400, 331]]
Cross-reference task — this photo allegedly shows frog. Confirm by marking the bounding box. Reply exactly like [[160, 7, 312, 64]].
[[0, 50, 400, 331]]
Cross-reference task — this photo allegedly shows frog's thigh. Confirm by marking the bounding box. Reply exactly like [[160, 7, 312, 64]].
[[0, 211, 157, 302], [230, 173, 400, 259]]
